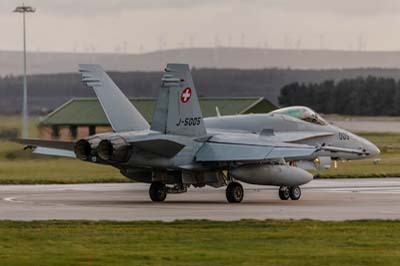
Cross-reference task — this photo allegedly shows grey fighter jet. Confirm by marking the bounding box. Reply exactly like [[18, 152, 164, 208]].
[[15, 64, 379, 203]]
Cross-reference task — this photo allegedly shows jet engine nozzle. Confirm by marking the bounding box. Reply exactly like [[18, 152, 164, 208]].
[[97, 138, 132, 162], [74, 139, 92, 161], [230, 164, 313, 186]]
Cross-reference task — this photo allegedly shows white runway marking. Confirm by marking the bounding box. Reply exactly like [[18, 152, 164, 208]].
[[3, 197, 25, 203]]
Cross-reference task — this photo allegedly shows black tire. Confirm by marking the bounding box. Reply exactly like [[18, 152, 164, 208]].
[[289, 186, 301, 200], [279, 186, 290, 200], [226, 182, 244, 203], [149, 182, 167, 202]]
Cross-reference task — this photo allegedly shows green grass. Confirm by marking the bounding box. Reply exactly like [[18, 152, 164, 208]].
[[0, 160, 125, 184], [0, 220, 399, 266]]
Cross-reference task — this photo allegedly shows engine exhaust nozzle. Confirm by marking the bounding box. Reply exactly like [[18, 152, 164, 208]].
[[74, 139, 92, 161], [97, 138, 131, 162]]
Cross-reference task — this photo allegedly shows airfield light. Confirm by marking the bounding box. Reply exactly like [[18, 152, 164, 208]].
[[14, 4, 36, 138]]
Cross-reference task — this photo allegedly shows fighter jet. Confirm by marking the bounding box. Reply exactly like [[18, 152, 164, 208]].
[[15, 64, 379, 203]]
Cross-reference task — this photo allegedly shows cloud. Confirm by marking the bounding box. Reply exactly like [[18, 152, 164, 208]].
[[0, 0, 223, 16], [2, 0, 400, 17], [3, 0, 400, 52], [250, 0, 400, 17]]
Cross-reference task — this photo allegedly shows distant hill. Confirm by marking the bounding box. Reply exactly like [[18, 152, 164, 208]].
[[4, 48, 400, 75], [3, 68, 400, 114]]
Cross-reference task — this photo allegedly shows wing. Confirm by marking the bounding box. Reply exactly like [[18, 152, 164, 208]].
[[195, 133, 317, 162], [12, 138, 76, 158], [195, 142, 316, 162]]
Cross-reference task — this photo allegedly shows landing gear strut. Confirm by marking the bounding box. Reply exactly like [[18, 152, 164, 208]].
[[149, 182, 167, 202], [279, 186, 301, 200], [226, 182, 244, 203]]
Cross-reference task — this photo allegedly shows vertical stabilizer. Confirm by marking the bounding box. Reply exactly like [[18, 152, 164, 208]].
[[79, 64, 150, 132], [151, 64, 207, 138]]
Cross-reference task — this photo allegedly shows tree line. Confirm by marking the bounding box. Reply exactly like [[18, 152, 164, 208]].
[[2, 68, 400, 114], [279, 76, 400, 116]]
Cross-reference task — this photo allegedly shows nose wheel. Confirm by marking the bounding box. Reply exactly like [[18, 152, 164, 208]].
[[279, 186, 301, 200], [226, 182, 244, 203], [279, 186, 290, 200]]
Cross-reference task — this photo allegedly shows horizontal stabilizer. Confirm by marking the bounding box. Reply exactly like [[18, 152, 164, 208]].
[[12, 138, 75, 150], [33, 147, 76, 158], [12, 138, 76, 158]]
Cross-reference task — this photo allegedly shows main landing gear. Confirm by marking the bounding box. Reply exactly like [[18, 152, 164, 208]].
[[279, 186, 301, 200], [226, 182, 244, 203], [149, 182, 167, 202], [149, 182, 188, 202]]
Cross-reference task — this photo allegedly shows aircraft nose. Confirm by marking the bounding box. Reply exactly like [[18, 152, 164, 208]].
[[367, 142, 380, 157]]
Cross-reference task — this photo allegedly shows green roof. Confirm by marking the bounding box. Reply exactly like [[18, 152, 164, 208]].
[[40, 97, 276, 126]]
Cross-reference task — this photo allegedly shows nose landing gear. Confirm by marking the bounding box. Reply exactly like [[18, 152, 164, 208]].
[[279, 186, 290, 200]]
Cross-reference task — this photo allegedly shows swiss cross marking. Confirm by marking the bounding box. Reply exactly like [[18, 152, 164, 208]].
[[181, 87, 192, 103]]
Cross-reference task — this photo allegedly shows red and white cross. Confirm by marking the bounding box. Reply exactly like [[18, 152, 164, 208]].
[[181, 87, 192, 103]]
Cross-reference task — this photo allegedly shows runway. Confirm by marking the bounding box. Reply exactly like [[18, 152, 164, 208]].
[[1, 178, 400, 221]]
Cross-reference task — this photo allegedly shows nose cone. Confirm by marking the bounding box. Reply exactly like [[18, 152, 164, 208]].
[[358, 135, 380, 158], [349, 131, 380, 158], [367, 142, 380, 157]]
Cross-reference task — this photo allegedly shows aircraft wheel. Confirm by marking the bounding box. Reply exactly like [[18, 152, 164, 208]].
[[149, 182, 167, 202], [279, 186, 290, 200], [289, 186, 301, 200], [226, 182, 244, 203]]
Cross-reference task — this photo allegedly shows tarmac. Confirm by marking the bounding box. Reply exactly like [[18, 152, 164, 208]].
[[1, 178, 400, 221]]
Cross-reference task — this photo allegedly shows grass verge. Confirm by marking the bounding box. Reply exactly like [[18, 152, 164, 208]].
[[0, 220, 399, 266]]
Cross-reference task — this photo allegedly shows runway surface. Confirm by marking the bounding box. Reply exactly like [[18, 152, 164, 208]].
[[1, 178, 400, 221]]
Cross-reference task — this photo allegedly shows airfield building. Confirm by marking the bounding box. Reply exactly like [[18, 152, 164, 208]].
[[38, 97, 276, 141]]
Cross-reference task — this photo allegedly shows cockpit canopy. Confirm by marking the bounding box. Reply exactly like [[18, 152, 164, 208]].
[[270, 106, 328, 126]]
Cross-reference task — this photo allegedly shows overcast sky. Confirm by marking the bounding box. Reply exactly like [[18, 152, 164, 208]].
[[1, 0, 400, 53]]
